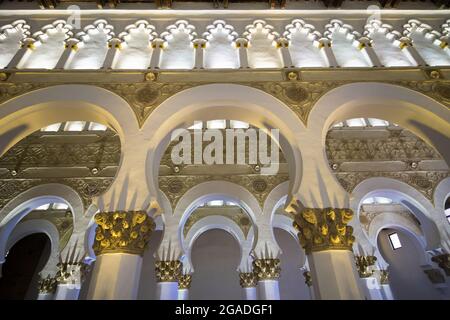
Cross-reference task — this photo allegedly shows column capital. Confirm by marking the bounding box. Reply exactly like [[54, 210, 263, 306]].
[[178, 274, 192, 289], [155, 260, 182, 282], [317, 38, 332, 48], [252, 258, 281, 281], [293, 207, 355, 254], [38, 274, 57, 294], [21, 37, 36, 49], [276, 37, 290, 48], [379, 269, 389, 285], [65, 38, 80, 51], [55, 262, 90, 285], [357, 37, 373, 50], [235, 38, 249, 48], [431, 253, 450, 276], [108, 37, 122, 49], [302, 270, 312, 287], [193, 38, 207, 49], [398, 37, 413, 49], [93, 211, 155, 256], [151, 38, 165, 49], [239, 272, 258, 288], [354, 255, 377, 278]]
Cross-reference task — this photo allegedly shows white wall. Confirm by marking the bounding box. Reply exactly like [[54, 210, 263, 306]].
[[274, 228, 310, 300], [377, 228, 448, 300], [189, 229, 242, 300]]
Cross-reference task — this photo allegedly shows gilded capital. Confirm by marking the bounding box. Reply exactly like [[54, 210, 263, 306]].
[[354, 255, 377, 278], [431, 253, 450, 276], [239, 272, 258, 288], [38, 275, 57, 294], [252, 259, 281, 281], [155, 260, 182, 282], [178, 274, 192, 289], [302, 271, 312, 287], [93, 211, 155, 256], [293, 208, 355, 254], [55, 262, 90, 285], [380, 269, 389, 285]]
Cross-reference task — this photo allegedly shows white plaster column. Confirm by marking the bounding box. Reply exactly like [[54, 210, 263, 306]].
[[398, 37, 427, 66], [359, 277, 383, 300], [235, 38, 249, 69], [317, 38, 338, 67], [55, 38, 79, 69], [102, 38, 121, 69], [239, 272, 258, 300], [294, 208, 365, 300], [86, 211, 155, 300], [277, 38, 294, 68], [357, 37, 382, 67], [7, 38, 35, 69], [380, 284, 394, 300], [177, 274, 192, 300], [155, 260, 182, 300], [253, 259, 281, 300], [54, 284, 81, 300], [149, 38, 164, 69], [193, 39, 207, 69]]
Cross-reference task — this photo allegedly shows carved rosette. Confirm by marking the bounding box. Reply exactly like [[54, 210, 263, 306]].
[[37, 275, 57, 294], [293, 208, 355, 254], [55, 262, 90, 285], [178, 274, 192, 289], [431, 253, 450, 276], [380, 269, 389, 285], [239, 272, 258, 288], [155, 260, 182, 282], [302, 271, 312, 287], [252, 259, 281, 281], [93, 211, 155, 256], [354, 255, 377, 278]]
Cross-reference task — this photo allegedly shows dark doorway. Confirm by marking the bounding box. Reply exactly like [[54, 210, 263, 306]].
[[0, 233, 51, 299]]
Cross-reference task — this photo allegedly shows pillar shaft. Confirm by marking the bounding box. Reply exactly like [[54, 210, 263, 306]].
[[236, 38, 249, 69], [293, 207, 364, 300], [239, 272, 258, 300], [54, 283, 81, 300], [8, 38, 35, 69], [252, 259, 281, 300], [149, 39, 164, 69], [102, 38, 121, 69]]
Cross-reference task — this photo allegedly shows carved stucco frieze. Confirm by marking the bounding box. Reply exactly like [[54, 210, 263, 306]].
[[249, 81, 341, 125], [183, 207, 252, 238], [100, 82, 194, 127], [0, 177, 114, 210], [335, 171, 449, 202], [398, 80, 450, 108], [158, 174, 289, 209], [359, 205, 421, 234], [0, 82, 47, 105]]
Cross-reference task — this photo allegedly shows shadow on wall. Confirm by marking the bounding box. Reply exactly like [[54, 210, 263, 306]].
[[377, 228, 448, 300], [273, 228, 310, 300], [189, 229, 241, 300]]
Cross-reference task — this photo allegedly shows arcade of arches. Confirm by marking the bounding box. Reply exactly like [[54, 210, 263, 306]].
[[0, 2, 449, 300]]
